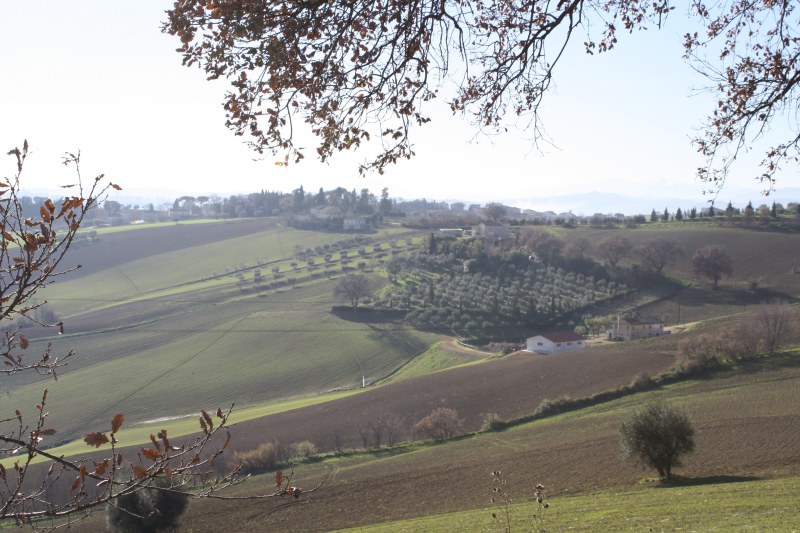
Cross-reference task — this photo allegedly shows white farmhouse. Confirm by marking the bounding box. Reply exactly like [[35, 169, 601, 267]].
[[610, 316, 666, 341], [526, 332, 586, 355]]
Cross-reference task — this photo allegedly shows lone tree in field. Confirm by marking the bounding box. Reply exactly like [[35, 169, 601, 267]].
[[0, 143, 319, 528], [334, 273, 372, 311], [635, 238, 682, 275], [620, 401, 695, 480], [692, 244, 733, 289], [165, 2, 800, 192], [598, 234, 630, 269]]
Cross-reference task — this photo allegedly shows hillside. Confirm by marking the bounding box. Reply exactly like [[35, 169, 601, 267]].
[[73, 349, 800, 531], [7, 218, 800, 531], [12, 220, 442, 443], [211, 355, 800, 531]]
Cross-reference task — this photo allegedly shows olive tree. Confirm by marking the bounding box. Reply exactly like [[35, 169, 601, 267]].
[[620, 401, 695, 480]]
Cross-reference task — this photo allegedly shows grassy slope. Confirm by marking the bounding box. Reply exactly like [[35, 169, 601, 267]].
[[8, 221, 440, 444], [7, 219, 799, 529]]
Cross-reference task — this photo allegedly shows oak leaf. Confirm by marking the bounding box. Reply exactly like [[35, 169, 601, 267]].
[[84, 432, 109, 448], [141, 447, 161, 461], [111, 413, 124, 434]]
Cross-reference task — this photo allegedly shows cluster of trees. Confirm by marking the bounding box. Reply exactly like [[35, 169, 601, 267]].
[[675, 303, 799, 374], [214, 185, 395, 218], [649, 201, 800, 225]]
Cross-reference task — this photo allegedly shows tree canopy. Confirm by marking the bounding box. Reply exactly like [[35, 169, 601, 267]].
[[692, 244, 733, 289], [620, 401, 696, 480], [165, 1, 800, 191]]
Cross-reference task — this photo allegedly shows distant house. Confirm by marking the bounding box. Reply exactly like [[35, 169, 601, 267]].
[[343, 216, 368, 231], [439, 228, 463, 238], [526, 332, 586, 355], [610, 316, 666, 341], [471, 223, 512, 242]]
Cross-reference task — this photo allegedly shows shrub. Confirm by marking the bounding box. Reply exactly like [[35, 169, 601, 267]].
[[534, 396, 573, 417], [106, 479, 189, 533], [620, 401, 695, 480], [480, 412, 505, 432], [413, 407, 463, 442], [629, 371, 652, 391], [232, 442, 277, 475], [674, 333, 727, 374], [290, 440, 317, 460]]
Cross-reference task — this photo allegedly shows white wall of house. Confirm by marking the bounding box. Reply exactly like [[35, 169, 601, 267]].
[[612, 318, 666, 341], [526, 335, 585, 355]]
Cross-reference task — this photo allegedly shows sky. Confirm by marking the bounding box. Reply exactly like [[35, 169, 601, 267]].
[[1, 2, 797, 214]]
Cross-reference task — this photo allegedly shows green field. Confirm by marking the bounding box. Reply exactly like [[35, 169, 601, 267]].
[[7, 221, 439, 444]]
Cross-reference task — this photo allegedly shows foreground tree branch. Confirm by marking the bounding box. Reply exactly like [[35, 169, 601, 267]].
[[165, 1, 800, 191], [0, 144, 320, 530]]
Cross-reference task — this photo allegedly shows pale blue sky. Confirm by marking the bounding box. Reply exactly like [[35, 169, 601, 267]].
[[1, 2, 795, 212]]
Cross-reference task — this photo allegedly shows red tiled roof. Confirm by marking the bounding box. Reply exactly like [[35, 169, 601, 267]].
[[537, 332, 585, 343]]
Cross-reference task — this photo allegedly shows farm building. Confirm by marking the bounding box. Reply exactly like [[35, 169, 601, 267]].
[[439, 228, 463, 237], [526, 332, 586, 355], [609, 316, 666, 341], [343, 216, 368, 230], [471, 223, 512, 242]]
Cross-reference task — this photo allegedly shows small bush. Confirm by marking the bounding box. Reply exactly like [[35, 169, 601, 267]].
[[629, 371, 652, 391], [480, 412, 505, 432], [534, 396, 573, 417], [290, 440, 317, 460], [106, 479, 189, 533], [232, 442, 277, 475]]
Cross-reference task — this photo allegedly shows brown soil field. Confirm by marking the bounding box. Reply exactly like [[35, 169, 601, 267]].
[[573, 225, 800, 296], [192, 359, 800, 532], [222, 336, 678, 455], [53, 347, 800, 532]]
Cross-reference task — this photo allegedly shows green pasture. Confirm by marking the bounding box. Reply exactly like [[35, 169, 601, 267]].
[[44, 222, 420, 317], [341, 476, 800, 532], [9, 280, 442, 443], [378, 341, 488, 384]]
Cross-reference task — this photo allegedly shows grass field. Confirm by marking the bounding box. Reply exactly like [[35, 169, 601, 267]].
[[6, 220, 439, 444]]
